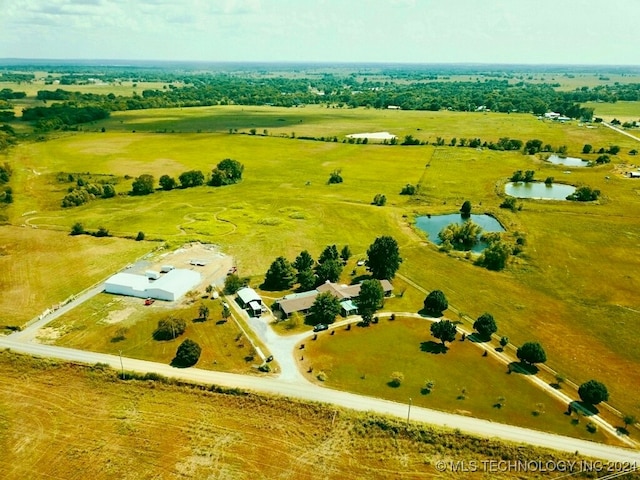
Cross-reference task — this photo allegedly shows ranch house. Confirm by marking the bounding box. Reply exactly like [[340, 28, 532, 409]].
[[275, 280, 393, 318]]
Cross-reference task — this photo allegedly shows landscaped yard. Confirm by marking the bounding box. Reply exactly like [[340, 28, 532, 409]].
[[301, 315, 616, 444], [43, 293, 259, 374]]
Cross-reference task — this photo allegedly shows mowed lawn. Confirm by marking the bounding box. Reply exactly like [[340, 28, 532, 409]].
[[44, 293, 258, 374], [302, 316, 612, 444], [0, 226, 151, 328], [4, 105, 640, 420]]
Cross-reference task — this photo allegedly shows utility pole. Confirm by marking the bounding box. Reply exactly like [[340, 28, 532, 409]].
[[119, 350, 124, 379], [407, 397, 412, 426]]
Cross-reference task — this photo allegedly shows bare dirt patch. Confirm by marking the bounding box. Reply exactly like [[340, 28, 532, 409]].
[[101, 307, 136, 325]]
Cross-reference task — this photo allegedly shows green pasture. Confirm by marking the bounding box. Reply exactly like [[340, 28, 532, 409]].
[[93, 105, 639, 154], [303, 316, 612, 443], [0, 79, 168, 99], [583, 101, 640, 122], [46, 293, 257, 373], [4, 105, 640, 420]]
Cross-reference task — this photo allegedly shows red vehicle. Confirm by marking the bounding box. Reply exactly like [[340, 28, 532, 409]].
[[144, 298, 155, 306]]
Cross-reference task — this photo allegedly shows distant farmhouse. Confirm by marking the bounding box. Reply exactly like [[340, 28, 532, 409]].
[[275, 280, 393, 318], [105, 269, 201, 301]]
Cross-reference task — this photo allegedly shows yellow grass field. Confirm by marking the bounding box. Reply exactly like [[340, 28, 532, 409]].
[[0, 351, 606, 480], [0, 226, 151, 328]]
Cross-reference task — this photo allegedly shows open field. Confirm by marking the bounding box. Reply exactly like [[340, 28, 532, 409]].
[[2, 351, 632, 480], [301, 316, 615, 443], [0, 226, 151, 328], [583, 101, 640, 123], [3, 104, 640, 423], [42, 293, 259, 374]]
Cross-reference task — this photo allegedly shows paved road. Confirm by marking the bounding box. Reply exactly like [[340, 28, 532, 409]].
[[2, 335, 639, 463], [602, 122, 640, 143]]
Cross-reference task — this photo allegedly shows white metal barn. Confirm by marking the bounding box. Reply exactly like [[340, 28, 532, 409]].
[[105, 269, 201, 301]]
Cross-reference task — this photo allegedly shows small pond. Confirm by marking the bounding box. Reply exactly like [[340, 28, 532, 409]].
[[415, 213, 505, 253], [545, 155, 589, 167], [505, 182, 576, 200]]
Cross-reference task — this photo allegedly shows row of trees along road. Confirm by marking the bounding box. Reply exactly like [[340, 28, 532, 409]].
[[424, 289, 611, 408]]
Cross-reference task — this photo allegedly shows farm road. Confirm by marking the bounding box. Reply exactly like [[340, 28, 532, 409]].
[[602, 122, 640, 143], [1, 336, 639, 465]]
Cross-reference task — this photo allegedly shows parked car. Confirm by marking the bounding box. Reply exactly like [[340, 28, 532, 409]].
[[313, 324, 329, 332], [227, 266, 237, 275], [356, 259, 365, 266], [144, 298, 155, 306]]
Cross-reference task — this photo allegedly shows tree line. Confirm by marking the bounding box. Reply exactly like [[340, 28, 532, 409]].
[[17, 74, 599, 129], [131, 159, 244, 196]]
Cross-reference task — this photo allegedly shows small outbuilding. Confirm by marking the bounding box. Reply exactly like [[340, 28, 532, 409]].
[[236, 287, 263, 316]]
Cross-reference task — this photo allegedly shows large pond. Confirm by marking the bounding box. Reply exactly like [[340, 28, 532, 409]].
[[415, 213, 505, 253], [505, 182, 576, 200], [545, 155, 589, 167]]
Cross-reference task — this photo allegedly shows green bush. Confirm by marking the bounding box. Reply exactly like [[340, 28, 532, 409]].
[[173, 339, 201, 367], [154, 317, 187, 340]]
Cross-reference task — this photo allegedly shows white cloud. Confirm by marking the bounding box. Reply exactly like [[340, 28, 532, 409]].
[[1, 0, 639, 63]]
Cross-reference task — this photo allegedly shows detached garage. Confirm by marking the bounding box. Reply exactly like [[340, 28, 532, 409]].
[[105, 269, 201, 301]]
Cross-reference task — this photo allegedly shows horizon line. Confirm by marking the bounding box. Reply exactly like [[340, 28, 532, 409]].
[[1, 58, 639, 69]]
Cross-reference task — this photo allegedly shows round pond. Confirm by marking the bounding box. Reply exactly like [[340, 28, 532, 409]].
[[545, 155, 589, 167], [415, 213, 505, 253], [505, 182, 576, 200]]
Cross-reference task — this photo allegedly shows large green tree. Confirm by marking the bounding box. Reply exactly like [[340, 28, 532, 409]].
[[423, 290, 448, 316], [179, 170, 205, 188], [173, 339, 201, 367], [365, 236, 402, 280], [473, 313, 497, 340], [578, 380, 609, 405], [356, 279, 385, 324], [315, 259, 343, 284], [309, 292, 341, 325], [293, 250, 315, 272], [318, 244, 340, 264], [209, 158, 244, 186], [438, 221, 482, 251], [224, 274, 248, 295], [264, 256, 296, 290], [430, 319, 457, 346], [478, 241, 511, 271], [516, 342, 547, 364], [154, 317, 186, 341], [297, 268, 316, 291], [460, 200, 472, 216], [131, 174, 155, 196], [340, 245, 352, 263], [159, 174, 176, 190]]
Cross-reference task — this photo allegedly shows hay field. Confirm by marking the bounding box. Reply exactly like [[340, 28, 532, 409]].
[[0, 226, 151, 328], [0, 351, 604, 480], [4, 105, 640, 420]]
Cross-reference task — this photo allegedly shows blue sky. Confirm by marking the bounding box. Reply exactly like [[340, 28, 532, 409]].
[[1, 0, 638, 65]]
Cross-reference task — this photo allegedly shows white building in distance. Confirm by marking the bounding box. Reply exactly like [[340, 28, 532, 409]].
[[105, 269, 201, 301]]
